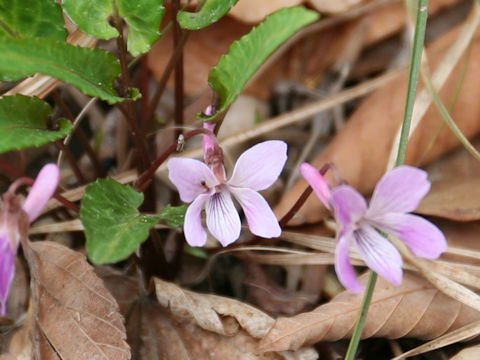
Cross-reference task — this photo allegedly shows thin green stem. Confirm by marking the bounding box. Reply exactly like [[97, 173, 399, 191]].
[[395, 0, 429, 166], [345, 1, 429, 359], [344, 272, 377, 359], [423, 71, 480, 161]]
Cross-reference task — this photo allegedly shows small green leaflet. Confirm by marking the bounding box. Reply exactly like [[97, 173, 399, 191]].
[[159, 204, 187, 228], [199, 6, 319, 121], [0, 0, 67, 41], [62, 0, 165, 56], [0, 95, 72, 154], [0, 38, 129, 103], [184, 246, 208, 259], [177, 0, 238, 30], [81, 178, 161, 264]]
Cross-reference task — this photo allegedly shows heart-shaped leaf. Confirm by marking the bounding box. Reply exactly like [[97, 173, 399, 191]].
[[62, 0, 165, 56], [0, 95, 72, 154], [81, 178, 161, 264]]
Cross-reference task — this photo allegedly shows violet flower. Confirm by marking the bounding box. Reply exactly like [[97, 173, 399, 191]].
[[168, 134, 287, 247], [0, 164, 59, 315], [300, 163, 447, 292]]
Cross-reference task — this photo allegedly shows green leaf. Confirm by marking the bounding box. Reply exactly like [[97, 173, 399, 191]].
[[62, 0, 165, 56], [159, 204, 187, 228], [0, 38, 126, 103], [62, 0, 118, 40], [0, 95, 72, 154], [184, 246, 208, 259], [199, 6, 319, 121], [81, 178, 161, 265], [177, 0, 238, 30], [0, 0, 67, 41]]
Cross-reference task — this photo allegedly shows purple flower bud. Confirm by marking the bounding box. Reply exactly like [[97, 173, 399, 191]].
[[0, 163, 59, 315]]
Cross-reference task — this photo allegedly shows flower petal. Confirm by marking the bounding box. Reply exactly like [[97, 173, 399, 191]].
[[168, 158, 219, 203], [367, 165, 430, 218], [372, 213, 447, 259], [22, 163, 60, 222], [335, 230, 363, 293], [331, 185, 367, 232], [300, 163, 331, 210], [228, 141, 287, 191], [229, 186, 281, 238], [354, 225, 403, 286], [0, 234, 15, 316], [184, 194, 210, 247], [206, 189, 241, 247]]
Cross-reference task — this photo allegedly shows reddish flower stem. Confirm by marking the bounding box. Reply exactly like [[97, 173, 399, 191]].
[[134, 128, 215, 191], [278, 163, 331, 227], [172, 0, 184, 139]]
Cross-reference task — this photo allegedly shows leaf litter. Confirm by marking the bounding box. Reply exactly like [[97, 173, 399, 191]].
[[5, 0, 480, 359]]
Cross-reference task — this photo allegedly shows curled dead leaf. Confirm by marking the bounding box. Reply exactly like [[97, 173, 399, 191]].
[[153, 277, 318, 359], [27, 241, 130, 360], [97, 268, 318, 359], [258, 272, 480, 352], [154, 277, 274, 338]]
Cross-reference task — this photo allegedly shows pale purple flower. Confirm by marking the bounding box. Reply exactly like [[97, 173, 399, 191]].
[[168, 140, 287, 247], [300, 163, 447, 292], [0, 163, 59, 315]]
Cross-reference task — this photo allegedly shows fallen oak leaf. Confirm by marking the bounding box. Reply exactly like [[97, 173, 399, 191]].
[[154, 277, 273, 338], [26, 241, 130, 359], [97, 267, 318, 359], [132, 298, 297, 360], [258, 272, 480, 352], [154, 277, 318, 359]]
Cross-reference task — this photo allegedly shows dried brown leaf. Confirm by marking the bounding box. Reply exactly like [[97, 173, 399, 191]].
[[416, 139, 480, 221], [258, 272, 480, 352], [449, 343, 480, 359], [154, 277, 318, 359], [391, 319, 480, 359], [27, 241, 130, 360], [154, 277, 274, 338], [276, 22, 480, 225], [133, 298, 295, 360], [97, 268, 317, 359]]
